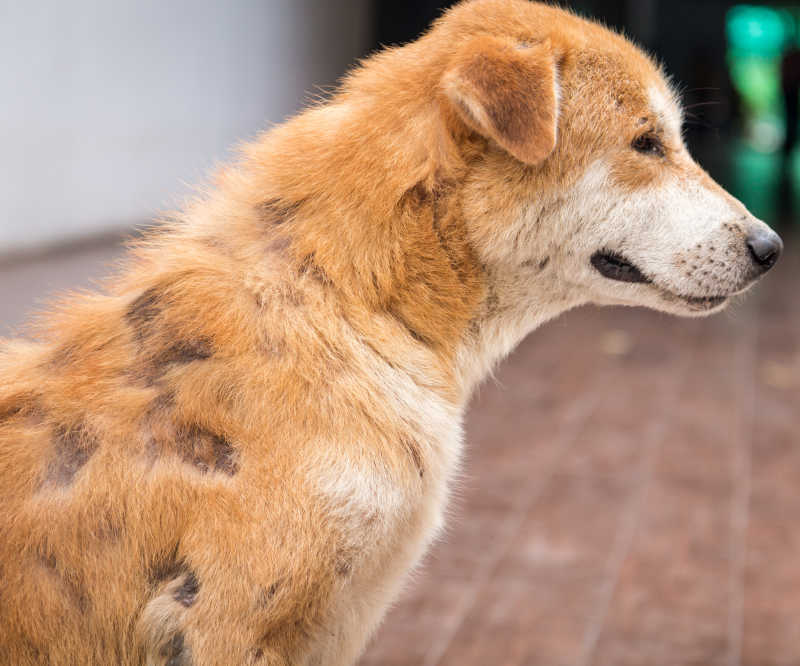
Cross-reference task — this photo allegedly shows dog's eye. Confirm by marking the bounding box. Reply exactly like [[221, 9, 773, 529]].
[[632, 133, 665, 157]]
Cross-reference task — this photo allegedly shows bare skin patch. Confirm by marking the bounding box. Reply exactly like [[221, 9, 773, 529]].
[[45, 423, 99, 488], [298, 253, 332, 287], [174, 425, 239, 477], [142, 394, 239, 477], [173, 571, 200, 608], [148, 544, 186, 587], [126, 287, 215, 383], [152, 338, 214, 368], [159, 631, 190, 666], [126, 287, 163, 340]]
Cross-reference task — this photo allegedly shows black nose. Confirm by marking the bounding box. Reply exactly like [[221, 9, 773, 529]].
[[747, 228, 783, 272]]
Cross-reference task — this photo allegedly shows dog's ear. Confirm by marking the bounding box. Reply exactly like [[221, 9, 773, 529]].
[[442, 36, 559, 165]]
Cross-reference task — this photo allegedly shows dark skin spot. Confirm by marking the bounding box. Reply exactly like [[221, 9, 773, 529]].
[[152, 337, 214, 368], [148, 544, 185, 587], [175, 425, 239, 477], [144, 396, 239, 475], [127, 287, 162, 340], [538, 256, 550, 270], [268, 235, 291, 255], [128, 302, 214, 386], [39, 550, 57, 571], [150, 391, 177, 417], [174, 571, 200, 608], [257, 198, 302, 226], [256, 581, 280, 608], [298, 252, 332, 287], [160, 632, 191, 666], [336, 560, 353, 577], [127, 284, 214, 368], [398, 181, 432, 211], [45, 423, 99, 487], [37, 545, 90, 612]]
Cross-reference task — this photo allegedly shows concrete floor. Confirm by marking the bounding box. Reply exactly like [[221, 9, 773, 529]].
[[1, 234, 798, 665]]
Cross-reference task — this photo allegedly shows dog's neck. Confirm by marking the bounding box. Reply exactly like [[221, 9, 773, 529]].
[[198, 68, 575, 406]]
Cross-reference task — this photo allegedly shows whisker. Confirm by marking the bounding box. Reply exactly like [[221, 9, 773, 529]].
[[683, 101, 723, 111]]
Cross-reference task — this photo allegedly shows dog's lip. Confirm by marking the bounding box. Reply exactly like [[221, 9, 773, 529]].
[[670, 293, 728, 310], [591, 250, 730, 310], [651, 283, 730, 311], [591, 251, 652, 285]]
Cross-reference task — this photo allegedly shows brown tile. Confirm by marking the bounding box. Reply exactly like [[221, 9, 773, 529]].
[[741, 257, 800, 666], [586, 309, 757, 666], [590, 479, 735, 666], [435, 473, 637, 666]]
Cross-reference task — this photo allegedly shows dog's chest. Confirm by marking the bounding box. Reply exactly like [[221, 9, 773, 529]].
[[309, 372, 465, 566]]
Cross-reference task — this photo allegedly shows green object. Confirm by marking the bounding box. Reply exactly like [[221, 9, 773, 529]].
[[727, 5, 789, 55], [726, 5, 799, 152]]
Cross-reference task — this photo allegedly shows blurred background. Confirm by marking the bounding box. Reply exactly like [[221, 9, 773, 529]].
[[1, 2, 798, 665]]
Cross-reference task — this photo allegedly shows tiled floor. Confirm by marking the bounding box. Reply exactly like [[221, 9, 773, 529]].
[[1, 233, 798, 666]]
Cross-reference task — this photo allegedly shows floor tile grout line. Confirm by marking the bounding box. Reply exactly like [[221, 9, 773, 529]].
[[726, 299, 760, 666], [575, 337, 699, 666], [422, 320, 654, 666]]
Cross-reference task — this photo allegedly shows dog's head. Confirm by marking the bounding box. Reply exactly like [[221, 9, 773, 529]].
[[436, 0, 782, 319]]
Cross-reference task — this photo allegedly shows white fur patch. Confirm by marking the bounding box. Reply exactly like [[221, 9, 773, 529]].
[[305, 338, 462, 544], [649, 84, 682, 137]]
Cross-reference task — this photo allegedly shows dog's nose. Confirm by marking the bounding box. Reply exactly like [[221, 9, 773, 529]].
[[746, 228, 783, 273]]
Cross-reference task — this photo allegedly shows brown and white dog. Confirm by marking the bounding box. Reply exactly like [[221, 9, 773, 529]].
[[0, 1, 782, 664]]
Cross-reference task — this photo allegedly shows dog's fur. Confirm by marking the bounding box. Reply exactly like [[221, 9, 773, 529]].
[[0, 1, 781, 664]]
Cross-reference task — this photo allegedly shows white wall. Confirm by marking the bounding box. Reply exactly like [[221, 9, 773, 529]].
[[0, 0, 372, 253]]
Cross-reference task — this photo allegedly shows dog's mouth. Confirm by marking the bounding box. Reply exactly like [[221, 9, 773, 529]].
[[590, 250, 729, 311], [591, 251, 652, 285]]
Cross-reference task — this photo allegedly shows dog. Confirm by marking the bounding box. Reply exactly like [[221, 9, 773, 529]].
[[0, 1, 783, 664]]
